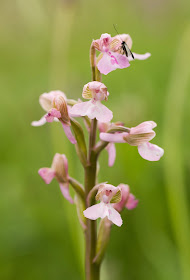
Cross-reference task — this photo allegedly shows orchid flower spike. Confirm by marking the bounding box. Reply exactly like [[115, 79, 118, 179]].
[[31, 91, 76, 144], [70, 81, 113, 122], [100, 121, 164, 161], [38, 153, 73, 204], [83, 183, 123, 227], [114, 184, 138, 212], [93, 33, 151, 75], [98, 121, 124, 167]]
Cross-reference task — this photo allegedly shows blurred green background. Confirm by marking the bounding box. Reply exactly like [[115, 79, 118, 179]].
[[1, 0, 190, 279]]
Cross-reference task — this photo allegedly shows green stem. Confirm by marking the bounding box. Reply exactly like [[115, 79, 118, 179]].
[[69, 177, 85, 200], [90, 43, 96, 81], [85, 119, 100, 280]]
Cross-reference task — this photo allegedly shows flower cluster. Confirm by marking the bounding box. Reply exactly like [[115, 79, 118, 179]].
[[32, 31, 164, 231], [84, 183, 138, 227]]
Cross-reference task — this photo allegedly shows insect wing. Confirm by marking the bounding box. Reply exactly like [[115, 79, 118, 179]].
[[123, 42, 134, 60]]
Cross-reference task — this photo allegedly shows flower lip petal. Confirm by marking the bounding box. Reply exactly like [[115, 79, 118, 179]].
[[83, 202, 107, 220], [107, 205, 123, 227], [138, 142, 164, 161], [97, 52, 130, 75]]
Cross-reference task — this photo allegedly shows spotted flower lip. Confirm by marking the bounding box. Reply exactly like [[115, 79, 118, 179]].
[[100, 121, 164, 161], [93, 33, 151, 75], [83, 183, 123, 227], [70, 82, 113, 122], [38, 153, 73, 204], [31, 90, 76, 144]]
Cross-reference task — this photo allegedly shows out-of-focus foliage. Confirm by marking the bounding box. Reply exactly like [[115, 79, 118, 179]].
[[1, 0, 190, 279]]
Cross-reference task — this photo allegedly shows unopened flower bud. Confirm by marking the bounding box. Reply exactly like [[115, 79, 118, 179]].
[[51, 153, 69, 183], [38, 153, 73, 203]]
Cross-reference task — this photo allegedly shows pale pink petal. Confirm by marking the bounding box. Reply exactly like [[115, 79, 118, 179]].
[[100, 132, 127, 143], [92, 102, 113, 122], [45, 108, 61, 122], [68, 105, 80, 118], [138, 142, 164, 161], [31, 115, 47, 127], [59, 183, 73, 204], [62, 123, 77, 144], [97, 52, 130, 75], [38, 168, 55, 184], [130, 121, 157, 134], [129, 52, 151, 61], [107, 205, 123, 227], [126, 194, 139, 210], [70, 101, 113, 122], [70, 101, 91, 116], [106, 143, 116, 167], [83, 202, 108, 220]]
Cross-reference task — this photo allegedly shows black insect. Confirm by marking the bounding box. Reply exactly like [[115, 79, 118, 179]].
[[113, 24, 134, 60]]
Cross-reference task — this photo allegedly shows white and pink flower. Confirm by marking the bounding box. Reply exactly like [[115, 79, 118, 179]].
[[93, 33, 151, 75], [100, 121, 164, 161], [70, 81, 113, 122], [83, 183, 123, 227], [31, 90, 76, 144], [38, 153, 73, 204]]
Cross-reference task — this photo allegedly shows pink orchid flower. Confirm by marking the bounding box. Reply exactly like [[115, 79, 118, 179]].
[[38, 153, 73, 204], [100, 121, 164, 161], [70, 81, 113, 122], [98, 122, 124, 167], [93, 33, 151, 75], [114, 184, 138, 212], [83, 183, 123, 227], [31, 90, 76, 144]]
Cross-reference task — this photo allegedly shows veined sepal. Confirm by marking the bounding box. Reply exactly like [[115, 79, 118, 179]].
[[107, 126, 130, 133], [110, 188, 122, 203]]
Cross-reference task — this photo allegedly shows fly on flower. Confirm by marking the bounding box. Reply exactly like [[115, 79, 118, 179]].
[[113, 24, 134, 59]]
